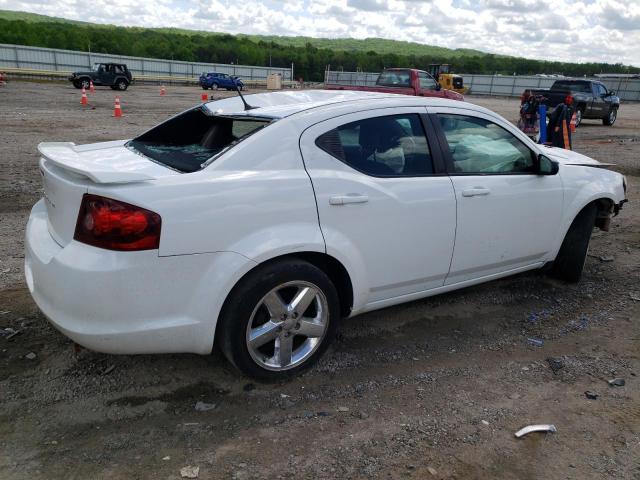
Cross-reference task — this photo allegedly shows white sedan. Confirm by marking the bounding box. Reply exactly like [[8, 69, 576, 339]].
[[25, 90, 627, 380]]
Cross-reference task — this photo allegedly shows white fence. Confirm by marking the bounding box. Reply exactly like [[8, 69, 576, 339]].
[[464, 74, 640, 101], [324, 70, 640, 101], [0, 44, 293, 81]]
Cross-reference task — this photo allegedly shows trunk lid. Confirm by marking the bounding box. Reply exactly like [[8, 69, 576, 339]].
[[38, 140, 177, 246]]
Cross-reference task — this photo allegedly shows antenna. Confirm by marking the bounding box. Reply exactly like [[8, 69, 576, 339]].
[[233, 82, 257, 111]]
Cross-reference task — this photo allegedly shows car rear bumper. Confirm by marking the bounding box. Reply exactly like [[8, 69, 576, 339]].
[[25, 199, 252, 355]]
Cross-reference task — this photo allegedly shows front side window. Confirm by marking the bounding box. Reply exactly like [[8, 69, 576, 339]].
[[418, 72, 437, 90], [437, 114, 536, 174], [316, 114, 434, 176]]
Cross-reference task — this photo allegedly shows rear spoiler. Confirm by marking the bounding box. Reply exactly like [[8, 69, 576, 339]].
[[37, 142, 155, 184]]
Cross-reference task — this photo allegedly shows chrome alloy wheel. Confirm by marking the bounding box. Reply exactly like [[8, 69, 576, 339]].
[[246, 281, 329, 371], [574, 108, 582, 127]]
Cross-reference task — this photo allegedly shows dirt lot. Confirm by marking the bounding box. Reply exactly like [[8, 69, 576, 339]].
[[1, 82, 639, 480]]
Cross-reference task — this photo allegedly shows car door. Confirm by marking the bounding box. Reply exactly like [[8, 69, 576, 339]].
[[99, 65, 115, 85], [300, 109, 457, 305], [417, 72, 441, 97], [428, 107, 564, 285], [593, 83, 611, 116]]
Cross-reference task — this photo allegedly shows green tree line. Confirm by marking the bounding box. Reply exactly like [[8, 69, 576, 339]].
[[0, 18, 638, 81]]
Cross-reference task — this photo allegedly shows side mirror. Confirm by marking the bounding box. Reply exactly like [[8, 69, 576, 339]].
[[435, 83, 441, 91], [538, 154, 559, 175]]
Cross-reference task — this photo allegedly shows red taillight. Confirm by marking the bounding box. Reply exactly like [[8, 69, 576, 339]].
[[74, 194, 161, 251]]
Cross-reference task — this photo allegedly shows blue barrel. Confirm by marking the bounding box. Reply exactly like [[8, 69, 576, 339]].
[[539, 104, 547, 144]]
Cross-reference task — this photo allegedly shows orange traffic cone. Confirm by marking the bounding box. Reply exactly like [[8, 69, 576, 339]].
[[570, 112, 577, 133], [89, 80, 95, 93], [113, 96, 122, 118], [160, 85, 166, 96], [201, 93, 208, 101], [80, 87, 88, 106]]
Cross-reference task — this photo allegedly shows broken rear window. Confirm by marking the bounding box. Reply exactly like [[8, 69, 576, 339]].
[[127, 107, 271, 173]]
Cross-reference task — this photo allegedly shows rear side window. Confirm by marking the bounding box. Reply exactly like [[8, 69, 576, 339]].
[[376, 70, 411, 87], [552, 81, 591, 93], [128, 107, 270, 173], [316, 114, 434, 176], [437, 114, 536, 174]]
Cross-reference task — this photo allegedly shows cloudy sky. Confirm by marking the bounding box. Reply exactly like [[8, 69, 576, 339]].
[[2, 0, 639, 65]]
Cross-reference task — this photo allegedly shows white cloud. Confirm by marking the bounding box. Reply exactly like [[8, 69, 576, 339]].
[[0, 0, 638, 65]]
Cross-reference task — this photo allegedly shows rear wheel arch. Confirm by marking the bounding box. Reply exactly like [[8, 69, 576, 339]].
[[217, 252, 353, 336], [214, 253, 350, 379]]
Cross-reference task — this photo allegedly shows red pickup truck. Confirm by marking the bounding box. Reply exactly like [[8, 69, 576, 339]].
[[325, 68, 464, 101]]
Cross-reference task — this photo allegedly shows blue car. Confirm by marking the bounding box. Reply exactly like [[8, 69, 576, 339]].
[[199, 72, 245, 91]]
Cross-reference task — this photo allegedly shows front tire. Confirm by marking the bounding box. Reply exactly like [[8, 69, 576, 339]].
[[603, 107, 617, 126], [211, 83, 219, 90], [217, 259, 340, 381], [550, 204, 597, 282]]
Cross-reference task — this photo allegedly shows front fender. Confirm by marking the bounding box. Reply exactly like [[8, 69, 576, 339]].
[[550, 166, 625, 259]]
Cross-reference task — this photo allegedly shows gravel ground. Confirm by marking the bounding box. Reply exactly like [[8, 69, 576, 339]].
[[0, 81, 639, 480]]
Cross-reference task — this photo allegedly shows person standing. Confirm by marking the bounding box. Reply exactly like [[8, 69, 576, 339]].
[[548, 95, 573, 150]]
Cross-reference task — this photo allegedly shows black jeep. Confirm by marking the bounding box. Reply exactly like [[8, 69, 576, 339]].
[[69, 63, 133, 91]]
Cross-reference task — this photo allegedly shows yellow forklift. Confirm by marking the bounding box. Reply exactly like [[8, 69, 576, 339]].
[[428, 64, 467, 94]]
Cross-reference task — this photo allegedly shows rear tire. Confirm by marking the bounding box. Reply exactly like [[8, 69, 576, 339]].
[[603, 107, 617, 126], [115, 79, 128, 91], [217, 259, 340, 381], [550, 204, 597, 282]]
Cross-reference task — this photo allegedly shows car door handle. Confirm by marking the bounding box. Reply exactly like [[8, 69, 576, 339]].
[[461, 187, 491, 197], [329, 194, 369, 205]]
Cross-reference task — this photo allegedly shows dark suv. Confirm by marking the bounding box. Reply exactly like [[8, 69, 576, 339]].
[[69, 63, 133, 91]]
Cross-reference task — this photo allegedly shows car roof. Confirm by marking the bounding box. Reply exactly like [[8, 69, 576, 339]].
[[203, 90, 486, 120]]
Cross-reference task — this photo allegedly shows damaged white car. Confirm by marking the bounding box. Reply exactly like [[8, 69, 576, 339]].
[[25, 90, 627, 380]]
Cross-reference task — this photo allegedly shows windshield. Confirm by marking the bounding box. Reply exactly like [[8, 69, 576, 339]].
[[376, 70, 411, 87], [127, 107, 271, 173]]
